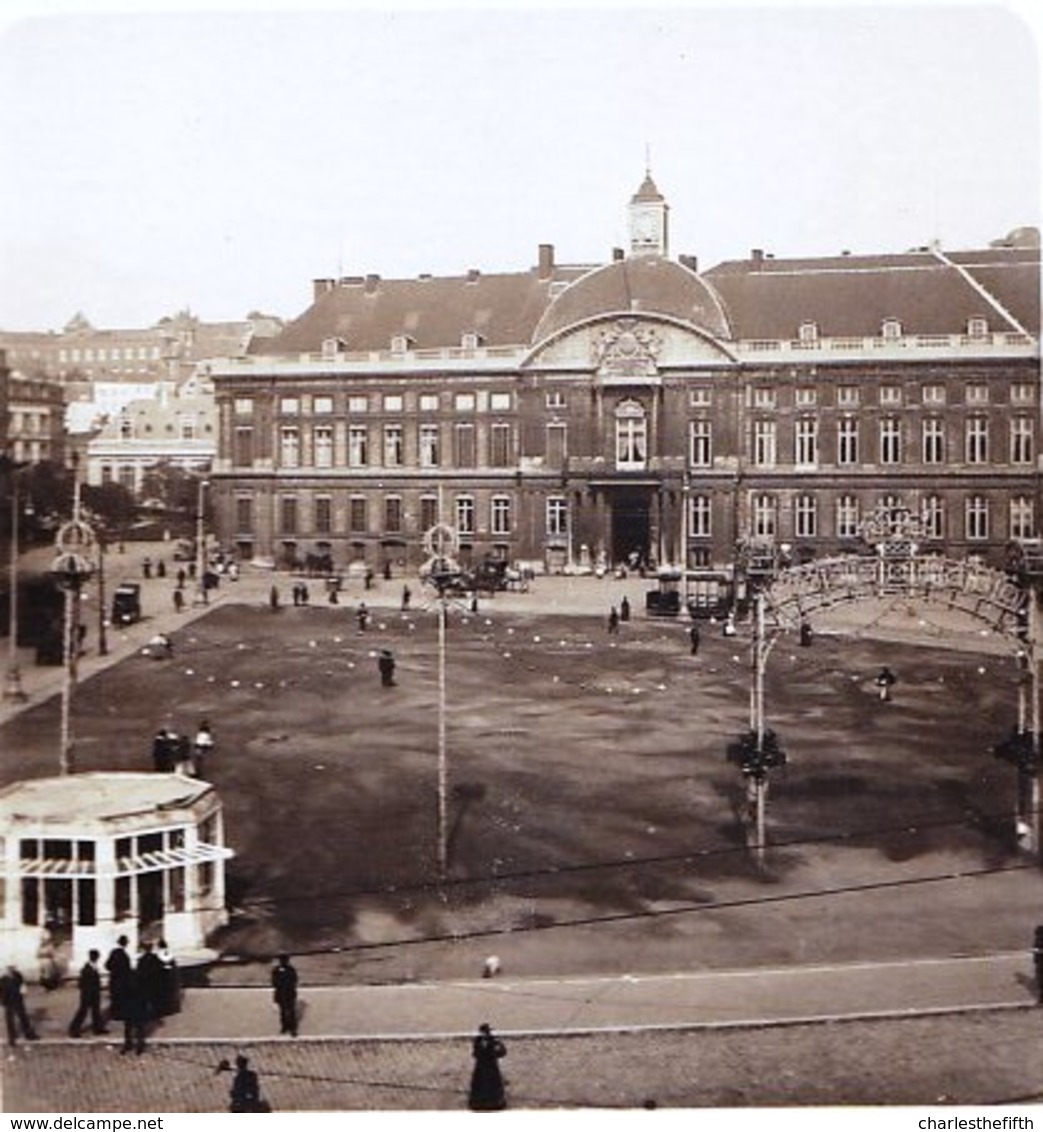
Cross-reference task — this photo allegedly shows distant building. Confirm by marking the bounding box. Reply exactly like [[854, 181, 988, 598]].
[[0, 351, 65, 467], [208, 175, 1042, 574]]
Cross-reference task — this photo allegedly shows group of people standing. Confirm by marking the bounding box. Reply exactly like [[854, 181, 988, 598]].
[[151, 719, 215, 777]]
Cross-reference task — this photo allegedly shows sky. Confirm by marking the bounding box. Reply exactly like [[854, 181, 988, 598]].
[[0, 0, 1039, 333]]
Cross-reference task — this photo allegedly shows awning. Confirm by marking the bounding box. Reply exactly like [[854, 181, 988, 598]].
[[17, 842, 234, 879]]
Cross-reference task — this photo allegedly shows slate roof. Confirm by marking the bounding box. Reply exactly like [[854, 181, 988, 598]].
[[251, 265, 593, 356], [531, 256, 732, 344], [704, 247, 1040, 340]]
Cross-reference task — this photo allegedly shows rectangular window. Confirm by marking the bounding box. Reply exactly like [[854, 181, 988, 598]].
[[879, 418, 901, 464], [753, 387, 776, 409], [384, 496, 402, 533], [966, 496, 989, 540], [1011, 497, 1035, 540], [795, 495, 817, 538], [491, 496, 512, 535], [280, 426, 300, 468], [454, 392, 476, 412], [420, 496, 439, 532], [546, 497, 568, 537], [280, 397, 300, 415], [545, 391, 567, 410], [348, 425, 369, 467], [923, 496, 945, 540], [795, 419, 818, 467], [314, 496, 332, 534], [349, 497, 367, 533], [280, 496, 298, 535], [795, 387, 817, 407], [690, 494, 712, 538], [753, 420, 776, 467], [455, 423, 476, 467], [922, 384, 946, 405], [1011, 383, 1034, 405], [836, 495, 859, 539], [313, 395, 334, 414], [419, 393, 440, 412], [752, 494, 777, 538], [234, 426, 254, 466], [689, 420, 712, 468], [383, 424, 403, 467], [348, 395, 368, 413], [490, 423, 512, 467], [546, 423, 567, 467], [419, 424, 440, 468], [922, 418, 945, 464], [456, 496, 475, 535], [690, 388, 712, 407], [965, 416, 989, 464], [383, 394, 404, 412], [966, 383, 989, 405], [616, 416, 647, 468], [1011, 417, 1034, 465], [879, 385, 902, 406], [490, 392, 512, 411], [235, 496, 253, 534], [836, 419, 859, 465], [234, 397, 254, 416], [314, 425, 334, 468], [837, 386, 859, 408]]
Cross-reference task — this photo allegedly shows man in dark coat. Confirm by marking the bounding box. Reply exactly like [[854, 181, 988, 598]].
[[120, 968, 147, 1055], [271, 954, 299, 1036], [68, 949, 107, 1037], [689, 622, 701, 655], [378, 649, 396, 687], [1, 966, 37, 1045], [105, 935, 132, 1021], [136, 941, 166, 1022]]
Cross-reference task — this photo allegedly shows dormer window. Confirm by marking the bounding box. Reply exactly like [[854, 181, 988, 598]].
[[797, 321, 819, 344], [390, 334, 414, 354], [966, 317, 989, 339], [460, 331, 483, 351], [321, 336, 347, 359], [881, 318, 903, 340]]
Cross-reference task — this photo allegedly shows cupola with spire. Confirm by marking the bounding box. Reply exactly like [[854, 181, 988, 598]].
[[628, 169, 669, 258]]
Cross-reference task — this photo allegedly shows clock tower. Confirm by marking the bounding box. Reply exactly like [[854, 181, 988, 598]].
[[628, 170, 669, 258]]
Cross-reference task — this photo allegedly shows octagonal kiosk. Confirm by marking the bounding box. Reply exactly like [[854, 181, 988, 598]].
[[0, 772, 233, 974]]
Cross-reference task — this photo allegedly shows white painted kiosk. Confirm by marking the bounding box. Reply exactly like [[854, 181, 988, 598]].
[[0, 772, 233, 974]]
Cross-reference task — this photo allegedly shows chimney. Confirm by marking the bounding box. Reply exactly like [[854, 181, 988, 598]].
[[312, 278, 336, 301], [612, 247, 625, 262], [679, 254, 699, 273], [538, 243, 555, 279], [364, 273, 380, 294]]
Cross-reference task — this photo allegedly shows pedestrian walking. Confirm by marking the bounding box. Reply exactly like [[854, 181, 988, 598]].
[[620, 595, 631, 622], [291, 582, 301, 607], [269, 585, 280, 612], [607, 606, 620, 634], [365, 568, 374, 590], [383, 560, 393, 580], [173, 588, 185, 613], [357, 602, 369, 632], [105, 935, 132, 1021], [1, 966, 37, 1045], [876, 666, 897, 702], [401, 584, 412, 611], [271, 954, 299, 1037], [799, 619, 814, 647], [468, 1023, 507, 1111], [229, 1054, 264, 1112], [137, 941, 165, 1023], [689, 622, 701, 655], [142, 557, 152, 580], [69, 949, 107, 1037], [193, 719, 215, 778], [176, 568, 187, 590], [378, 649, 397, 687], [156, 559, 166, 579], [120, 968, 147, 1055], [155, 939, 181, 1017]]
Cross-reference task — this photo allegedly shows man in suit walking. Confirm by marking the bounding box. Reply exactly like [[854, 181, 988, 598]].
[[271, 954, 299, 1037], [69, 949, 108, 1037]]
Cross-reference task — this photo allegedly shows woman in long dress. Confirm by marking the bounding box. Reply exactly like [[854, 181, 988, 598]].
[[468, 1023, 507, 1111]]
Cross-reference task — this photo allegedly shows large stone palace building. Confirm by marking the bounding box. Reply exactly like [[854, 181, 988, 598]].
[[207, 175, 1041, 579]]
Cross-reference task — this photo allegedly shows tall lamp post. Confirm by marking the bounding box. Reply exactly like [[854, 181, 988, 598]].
[[51, 471, 95, 776], [4, 468, 31, 703], [195, 478, 210, 606]]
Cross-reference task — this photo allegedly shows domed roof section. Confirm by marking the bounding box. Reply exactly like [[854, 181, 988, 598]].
[[532, 256, 732, 346]]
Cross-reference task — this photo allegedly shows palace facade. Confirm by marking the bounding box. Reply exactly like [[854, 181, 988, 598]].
[[207, 176, 1041, 579]]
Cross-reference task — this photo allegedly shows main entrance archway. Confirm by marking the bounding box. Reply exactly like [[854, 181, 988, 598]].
[[609, 488, 652, 567]]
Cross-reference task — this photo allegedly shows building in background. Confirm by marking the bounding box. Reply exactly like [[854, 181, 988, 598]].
[[166, 179, 1043, 575], [0, 352, 66, 468]]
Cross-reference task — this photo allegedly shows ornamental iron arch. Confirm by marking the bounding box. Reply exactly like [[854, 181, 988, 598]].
[[738, 502, 1039, 866]]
